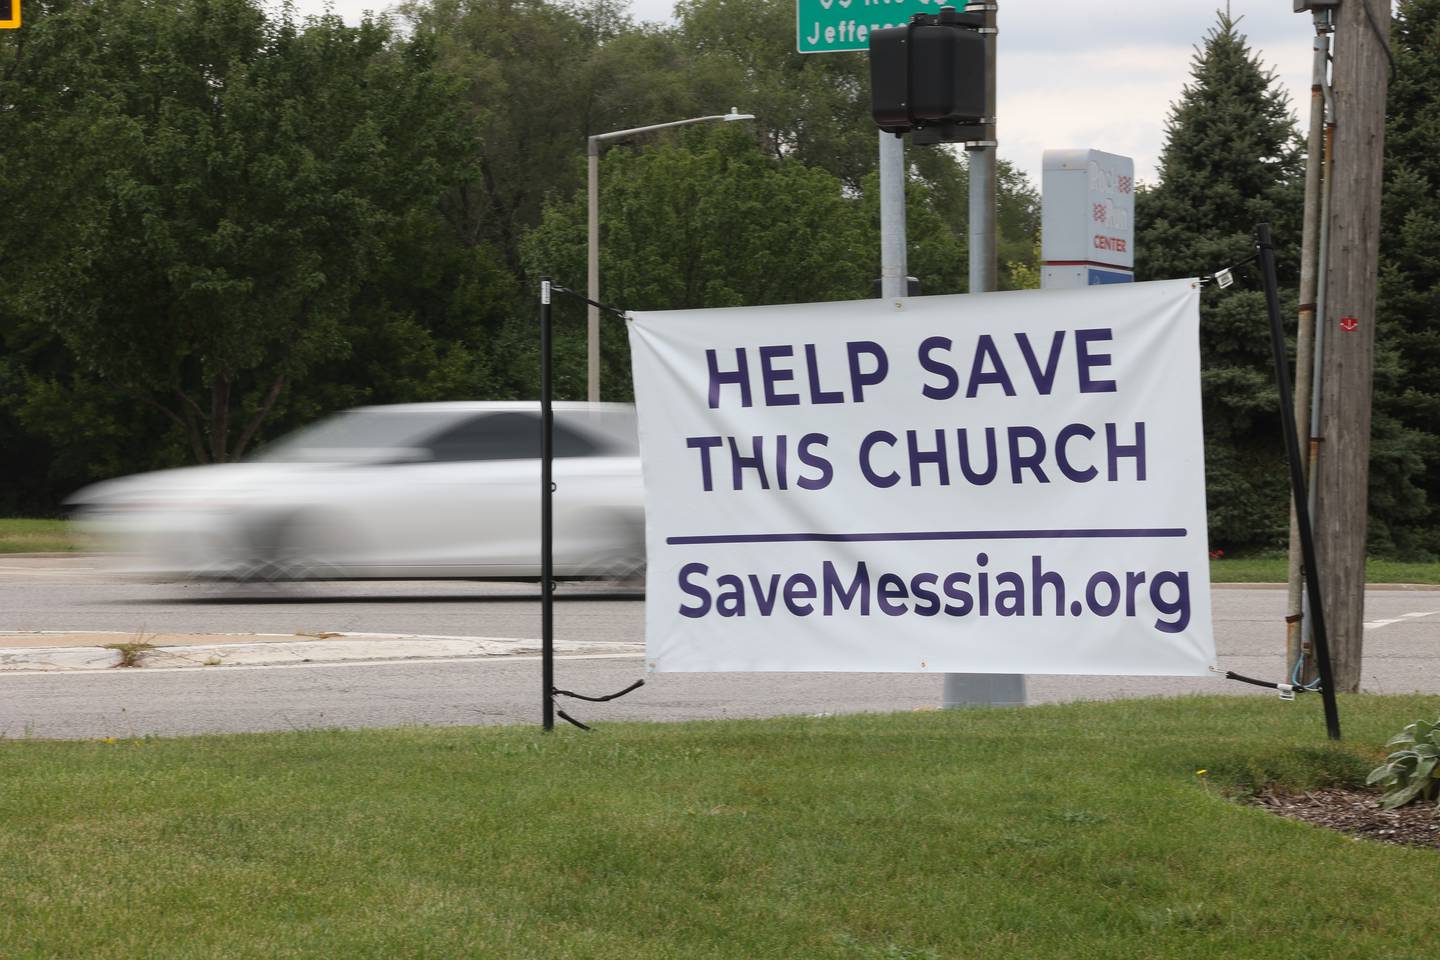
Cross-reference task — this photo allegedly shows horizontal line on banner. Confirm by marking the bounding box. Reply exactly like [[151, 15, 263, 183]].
[[666, 528, 1187, 546], [1042, 260, 1134, 271]]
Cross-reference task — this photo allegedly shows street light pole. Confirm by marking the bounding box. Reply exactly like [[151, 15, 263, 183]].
[[585, 109, 754, 402], [587, 142, 601, 404]]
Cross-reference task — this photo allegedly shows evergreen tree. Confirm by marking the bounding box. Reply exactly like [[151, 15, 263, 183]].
[[1, 0, 486, 471], [1135, 14, 1304, 551], [1373, 0, 1440, 558]]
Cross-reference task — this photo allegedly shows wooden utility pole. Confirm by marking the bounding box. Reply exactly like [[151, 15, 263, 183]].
[[1313, 0, 1390, 693]]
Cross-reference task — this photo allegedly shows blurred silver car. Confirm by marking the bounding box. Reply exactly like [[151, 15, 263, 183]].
[[67, 402, 644, 581]]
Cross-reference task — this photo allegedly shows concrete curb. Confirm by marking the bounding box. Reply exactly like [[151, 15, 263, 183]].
[[0, 631, 644, 673]]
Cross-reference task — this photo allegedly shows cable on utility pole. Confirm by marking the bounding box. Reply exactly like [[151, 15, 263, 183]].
[[1285, 2, 1334, 690]]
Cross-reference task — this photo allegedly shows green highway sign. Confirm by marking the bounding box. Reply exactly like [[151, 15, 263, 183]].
[[797, 0, 964, 54]]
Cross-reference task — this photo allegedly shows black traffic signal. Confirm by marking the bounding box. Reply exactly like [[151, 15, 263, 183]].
[[1, 0, 19, 29], [870, 7, 987, 142]]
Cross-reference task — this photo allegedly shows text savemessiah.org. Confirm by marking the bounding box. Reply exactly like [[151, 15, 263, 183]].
[[676, 554, 1193, 635]]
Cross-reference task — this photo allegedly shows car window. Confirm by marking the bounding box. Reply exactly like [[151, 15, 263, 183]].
[[254, 410, 466, 462], [426, 412, 600, 462]]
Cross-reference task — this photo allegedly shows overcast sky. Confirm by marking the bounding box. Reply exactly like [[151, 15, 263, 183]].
[[289, 0, 1330, 187]]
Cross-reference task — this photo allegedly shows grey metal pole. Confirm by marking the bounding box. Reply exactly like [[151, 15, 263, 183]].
[[1285, 9, 1333, 683], [540, 278, 555, 732], [945, 0, 1022, 709], [879, 130, 908, 298], [586, 140, 601, 404], [966, 146, 996, 291]]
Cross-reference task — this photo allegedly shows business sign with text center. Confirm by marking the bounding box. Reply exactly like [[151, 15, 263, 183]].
[[798, 0, 965, 54]]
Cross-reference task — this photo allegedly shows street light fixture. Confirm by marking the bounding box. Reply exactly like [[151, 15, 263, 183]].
[[586, 108, 755, 402]]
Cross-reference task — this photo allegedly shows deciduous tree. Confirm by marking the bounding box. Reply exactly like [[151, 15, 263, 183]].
[[523, 126, 873, 398], [1, 0, 480, 466]]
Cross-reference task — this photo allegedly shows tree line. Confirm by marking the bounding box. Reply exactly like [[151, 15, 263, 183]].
[[1, 0, 1436, 558]]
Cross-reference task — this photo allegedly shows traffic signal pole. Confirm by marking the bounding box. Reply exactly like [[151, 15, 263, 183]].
[[866, 4, 1012, 706], [943, 1, 1024, 710], [879, 132, 908, 298]]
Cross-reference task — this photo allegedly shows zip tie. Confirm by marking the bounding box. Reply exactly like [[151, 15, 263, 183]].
[[1200, 252, 1259, 287], [1225, 669, 1318, 695]]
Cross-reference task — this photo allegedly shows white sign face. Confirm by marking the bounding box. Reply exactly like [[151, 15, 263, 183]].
[[628, 280, 1215, 676], [1041, 148, 1135, 286]]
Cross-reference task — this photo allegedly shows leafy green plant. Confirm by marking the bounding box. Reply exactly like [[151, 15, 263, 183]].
[[1366, 718, 1440, 808]]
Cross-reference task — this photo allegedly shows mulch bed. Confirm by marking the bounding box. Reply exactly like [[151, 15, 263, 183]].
[[1250, 787, 1440, 851]]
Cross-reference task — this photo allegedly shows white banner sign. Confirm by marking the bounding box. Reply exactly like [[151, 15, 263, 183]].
[[628, 279, 1215, 676]]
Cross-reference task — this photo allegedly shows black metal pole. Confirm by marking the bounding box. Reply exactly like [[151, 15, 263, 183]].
[[540, 278, 555, 732], [1256, 224, 1342, 740]]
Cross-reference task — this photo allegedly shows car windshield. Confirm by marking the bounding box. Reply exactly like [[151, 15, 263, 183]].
[[254, 410, 461, 462]]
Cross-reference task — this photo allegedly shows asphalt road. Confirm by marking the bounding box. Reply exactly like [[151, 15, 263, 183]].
[[2, 556, 1438, 739], [0, 556, 638, 641]]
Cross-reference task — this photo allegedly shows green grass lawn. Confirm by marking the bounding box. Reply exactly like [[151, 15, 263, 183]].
[[0, 518, 81, 554], [2, 696, 1437, 959], [1210, 554, 1440, 584]]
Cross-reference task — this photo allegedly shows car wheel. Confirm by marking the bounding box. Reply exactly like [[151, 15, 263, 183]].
[[240, 511, 346, 583], [599, 552, 646, 586], [594, 512, 645, 588]]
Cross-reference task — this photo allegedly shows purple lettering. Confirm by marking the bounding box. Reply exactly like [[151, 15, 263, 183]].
[[1015, 330, 1065, 395], [1105, 421, 1146, 481], [1056, 423, 1097, 482], [805, 344, 844, 404], [759, 345, 799, 407], [797, 433, 833, 490], [706, 347, 752, 408], [847, 341, 889, 401], [686, 436, 722, 491], [918, 336, 959, 400], [1007, 426, 1050, 484], [966, 335, 1016, 398], [859, 431, 900, 488], [728, 435, 770, 490], [1075, 328, 1117, 393]]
